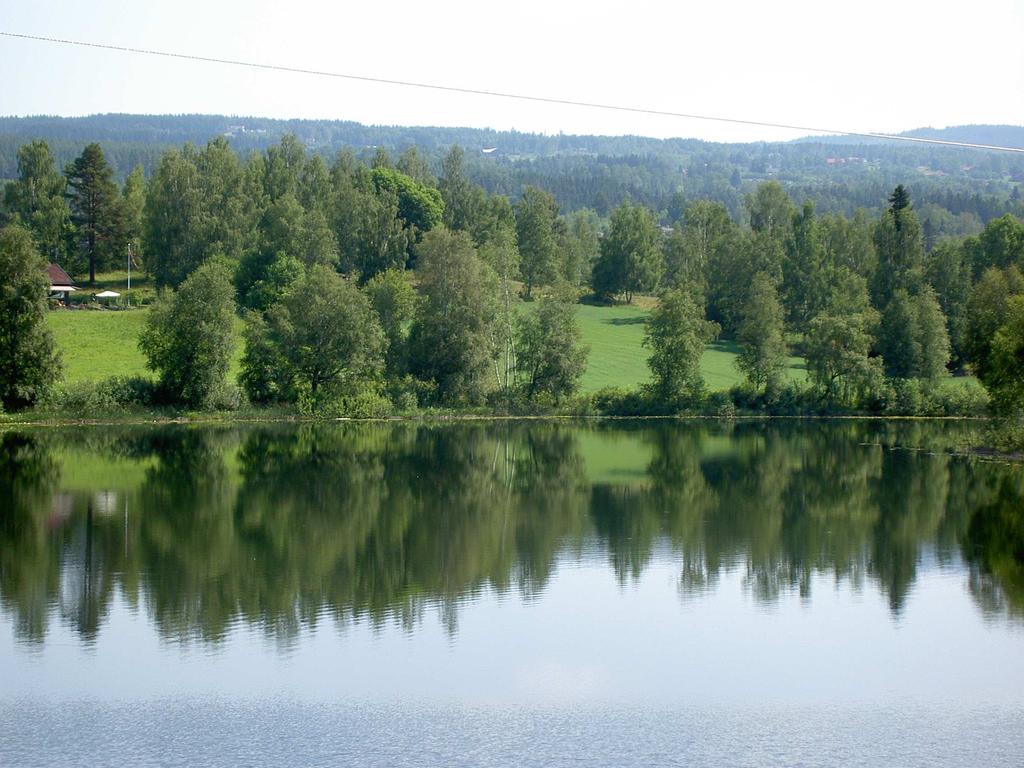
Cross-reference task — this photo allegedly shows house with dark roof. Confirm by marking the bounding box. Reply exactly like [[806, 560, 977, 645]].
[[46, 264, 77, 302]]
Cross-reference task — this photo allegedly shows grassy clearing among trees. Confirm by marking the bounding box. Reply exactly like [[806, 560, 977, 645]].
[[47, 301, 807, 395], [46, 308, 245, 386]]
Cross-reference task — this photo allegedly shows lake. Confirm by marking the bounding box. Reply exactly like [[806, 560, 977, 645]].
[[1, 420, 1022, 767]]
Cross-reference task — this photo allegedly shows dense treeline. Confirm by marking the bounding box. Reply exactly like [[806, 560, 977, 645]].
[[2, 115, 1022, 227], [1, 134, 1024, 429]]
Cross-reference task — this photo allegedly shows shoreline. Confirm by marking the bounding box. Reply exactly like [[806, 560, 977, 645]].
[[0, 411, 995, 429]]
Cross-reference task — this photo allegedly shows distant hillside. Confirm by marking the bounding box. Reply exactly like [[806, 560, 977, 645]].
[[903, 125, 1024, 150], [1, 114, 1021, 225]]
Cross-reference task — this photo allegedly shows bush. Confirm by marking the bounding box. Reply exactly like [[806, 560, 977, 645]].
[[298, 389, 393, 419], [923, 380, 990, 416], [703, 391, 736, 419], [591, 386, 662, 416], [42, 376, 159, 414]]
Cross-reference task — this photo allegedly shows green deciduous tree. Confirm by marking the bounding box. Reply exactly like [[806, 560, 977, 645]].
[[0, 224, 61, 410], [65, 143, 127, 284], [736, 272, 787, 391], [663, 200, 732, 294], [877, 287, 951, 380], [146, 139, 256, 288], [516, 291, 588, 402], [515, 186, 560, 297], [591, 202, 663, 303], [644, 285, 719, 406], [364, 267, 417, 376], [121, 165, 147, 269], [964, 266, 1024, 382], [985, 296, 1024, 416], [371, 166, 444, 234], [438, 145, 483, 233], [783, 201, 828, 333], [408, 227, 499, 404], [745, 181, 794, 242], [479, 224, 521, 395], [926, 240, 971, 367], [967, 214, 1024, 279], [257, 265, 385, 403], [805, 272, 881, 405], [139, 259, 236, 407], [3, 140, 72, 265]]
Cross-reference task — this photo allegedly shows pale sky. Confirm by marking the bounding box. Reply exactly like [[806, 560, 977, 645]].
[[1, 0, 1022, 143]]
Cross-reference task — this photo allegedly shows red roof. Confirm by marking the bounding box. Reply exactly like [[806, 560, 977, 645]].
[[46, 264, 74, 286]]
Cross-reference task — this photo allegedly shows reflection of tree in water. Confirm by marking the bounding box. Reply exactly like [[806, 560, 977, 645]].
[[0, 432, 61, 643], [2, 421, 1023, 646], [962, 472, 1024, 620]]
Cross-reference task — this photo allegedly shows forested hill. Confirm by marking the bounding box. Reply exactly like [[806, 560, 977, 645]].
[[1, 114, 1022, 224]]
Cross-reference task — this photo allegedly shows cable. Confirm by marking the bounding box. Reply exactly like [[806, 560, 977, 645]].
[[2, 30, 1023, 154]]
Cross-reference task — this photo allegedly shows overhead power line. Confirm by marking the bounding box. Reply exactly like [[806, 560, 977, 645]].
[[2, 30, 1023, 154]]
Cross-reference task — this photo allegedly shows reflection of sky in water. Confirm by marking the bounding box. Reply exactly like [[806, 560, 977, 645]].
[[3, 558, 1022, 708]]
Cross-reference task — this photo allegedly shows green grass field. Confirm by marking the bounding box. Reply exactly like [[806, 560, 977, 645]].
[[48, 301, 971, 397], [573, 303, 807, 392], [47, 308, 245, 385]]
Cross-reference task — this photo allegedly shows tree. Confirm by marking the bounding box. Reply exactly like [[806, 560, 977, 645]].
[[805, 272, 881, 404], [396, 147, 436, 186], [985, 296, 1024, 416], [516, 291, 588, 402], [561, 209, 601, 287], [145, 139, 256, 288], [745, 181, 794, 242], [515, 186, 560, 297], [878, 291, 921, 379], [736, 272, 787, 391], [913, 287, 952, 380], [591, 203, 663, 303], [371, 166, 444, 234], [968, 214, 1023, 278], [65, 143, 127, 284], [783, 201, 828, 333], [877, 287, 950, 380], [3, 140, 71, 264], [139, 259, 236, 407], [236, 194, 335, 309], [408, 227, 499, 403], [871, 185, 925, 308], [364, 268, 417, 376], [926, 240, 970, 367], [644, 286, 719, 406], [479, 224, 521, 395], [0, 224, 61, 410], [708, 229, 783, 335], [121, 165, 147, 269], [438, 145, 483, 232], [964, 266, 1024, 382], [260, 265, 385, 402], [663, 200, 732, 294]]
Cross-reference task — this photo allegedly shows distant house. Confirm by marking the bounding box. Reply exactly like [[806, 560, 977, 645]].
[[46, 264, 77, 302]]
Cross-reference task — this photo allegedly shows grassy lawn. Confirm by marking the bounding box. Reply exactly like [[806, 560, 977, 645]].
[[47, 310, 152, 383], [54, 300, 978, 398], [573, 303, 807, 393], [47, 308, 245, 385]]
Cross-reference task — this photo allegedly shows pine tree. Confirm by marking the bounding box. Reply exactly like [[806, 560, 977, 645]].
[[65, 143, 127, 284]]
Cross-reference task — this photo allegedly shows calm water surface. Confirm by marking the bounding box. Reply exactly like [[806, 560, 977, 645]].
[[1, 420, 1022, 766]]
